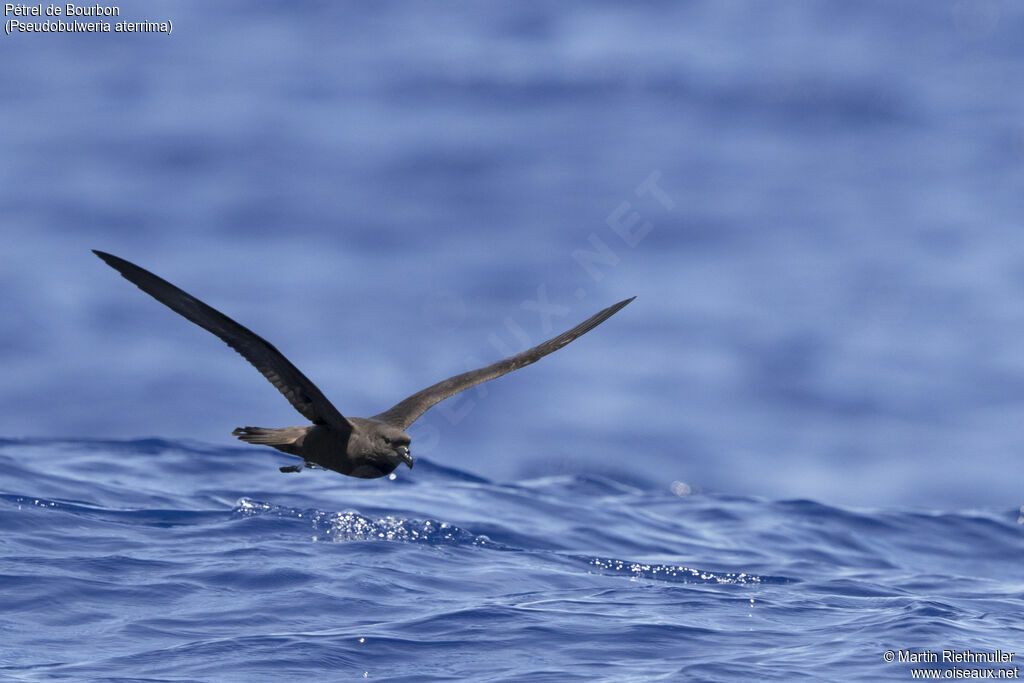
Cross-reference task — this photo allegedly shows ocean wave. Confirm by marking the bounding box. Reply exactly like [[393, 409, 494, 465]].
[[231, 497, 788, 585], [3, 437, 1023, 681]]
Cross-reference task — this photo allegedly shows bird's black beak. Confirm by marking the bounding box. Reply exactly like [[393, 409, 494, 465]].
[[397, 445, 413, 469]]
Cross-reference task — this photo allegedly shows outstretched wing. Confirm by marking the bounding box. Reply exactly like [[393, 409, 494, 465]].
[[373, 297, 635, 430], [93, 250, 353, 432]]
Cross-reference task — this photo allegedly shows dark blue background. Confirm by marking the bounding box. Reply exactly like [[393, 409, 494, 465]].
[[7, 1, 1019, 507]]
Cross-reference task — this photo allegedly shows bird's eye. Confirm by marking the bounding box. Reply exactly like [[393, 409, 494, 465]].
[[383, 436, 392, 445]]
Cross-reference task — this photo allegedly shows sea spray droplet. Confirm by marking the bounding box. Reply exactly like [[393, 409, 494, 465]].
[[670, 481, 692, 496]]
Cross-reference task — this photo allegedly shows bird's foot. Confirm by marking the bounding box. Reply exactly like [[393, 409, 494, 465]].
[[279, 464, 303, 473]]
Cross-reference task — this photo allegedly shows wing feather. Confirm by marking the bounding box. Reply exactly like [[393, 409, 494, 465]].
[[373, 297, 634, 429], [93, 250, 352, 432]]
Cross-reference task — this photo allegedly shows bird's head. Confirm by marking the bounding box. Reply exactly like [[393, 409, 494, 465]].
[[376, 424, 413, 470]]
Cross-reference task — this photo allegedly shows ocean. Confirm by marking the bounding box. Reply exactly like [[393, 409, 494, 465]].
[[2, 1, 1024, 680], [2, 438, 1022, 680]]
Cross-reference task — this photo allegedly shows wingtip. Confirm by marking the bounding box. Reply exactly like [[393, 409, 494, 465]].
[[93, 250, 131, 273]]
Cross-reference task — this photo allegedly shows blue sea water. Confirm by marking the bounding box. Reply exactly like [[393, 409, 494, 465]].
[[2, 438, 1023, 681], [3, 0, 1024, 680]]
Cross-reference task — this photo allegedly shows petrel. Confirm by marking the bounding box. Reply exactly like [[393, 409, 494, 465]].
[[93, 250, 634, 479]]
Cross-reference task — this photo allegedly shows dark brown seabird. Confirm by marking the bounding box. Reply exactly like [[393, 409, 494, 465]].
[[93, 250, 634, 479]]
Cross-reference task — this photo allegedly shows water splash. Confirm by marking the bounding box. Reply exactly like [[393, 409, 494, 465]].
[[583, 556, 768, 585], [319, 510, 495, 546], [234, 497, 496, 547]]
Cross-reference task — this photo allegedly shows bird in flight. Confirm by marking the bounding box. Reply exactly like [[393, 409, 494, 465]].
[[93, 250, 634, 479]]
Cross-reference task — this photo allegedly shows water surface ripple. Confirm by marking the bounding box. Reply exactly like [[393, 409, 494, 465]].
[[1, 439, 1021, 680]]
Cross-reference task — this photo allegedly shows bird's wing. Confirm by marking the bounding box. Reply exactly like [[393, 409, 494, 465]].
[[373, 297, 635, 430], [93, 250, 353, 432]]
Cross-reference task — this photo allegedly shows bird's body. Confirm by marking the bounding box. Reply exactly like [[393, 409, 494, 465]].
[[233, 419, 410, 478], [93, 250, 633, 479]]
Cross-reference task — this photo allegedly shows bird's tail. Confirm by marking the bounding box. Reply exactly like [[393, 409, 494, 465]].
[[232, 426, 310, 456]]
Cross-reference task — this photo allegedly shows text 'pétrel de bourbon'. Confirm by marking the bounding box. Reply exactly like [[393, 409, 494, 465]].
[[6, 4, 119, 17]]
